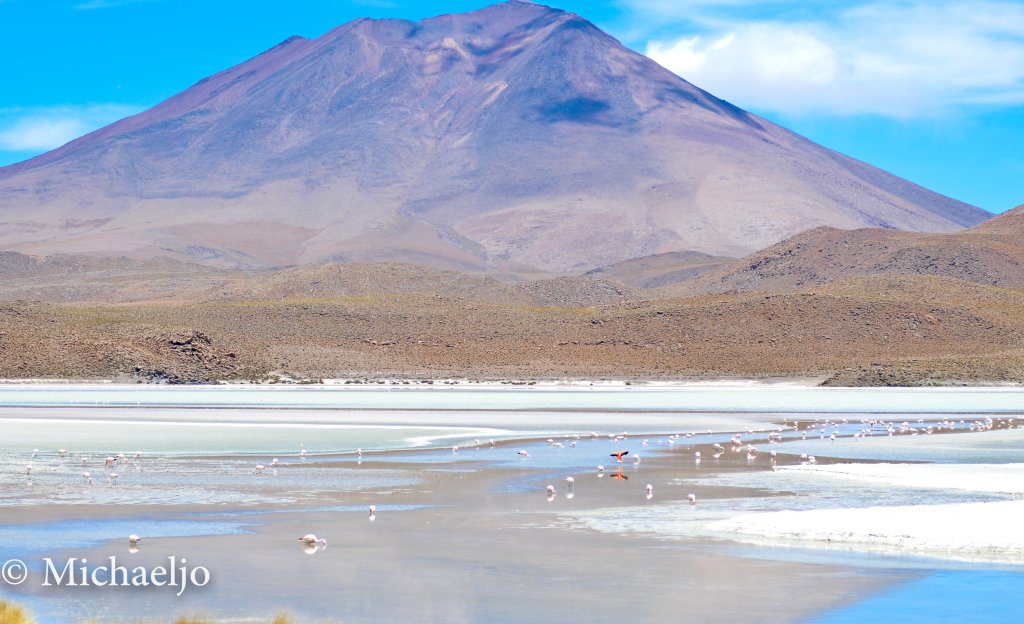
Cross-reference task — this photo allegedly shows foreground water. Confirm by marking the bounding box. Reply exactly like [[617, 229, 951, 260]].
[[0, 385, 1021, 623]]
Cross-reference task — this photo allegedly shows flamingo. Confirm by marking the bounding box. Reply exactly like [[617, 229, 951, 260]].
[[134, 452, 142, 461], [57, 449, 67, 459], [633, 454, 642, 465], [545, 484, 556, 501], [104, 456, 116, 468], [81, 471, 93, 485], [610, 451, 629, 463], [25, 464, 32, 476], [369, 505, 377, 521], [517, 450, 531, 458], [270, 458, 280, 467], [645, 484, 654, 500], [687, 493, 697, 506], [31, 449, 38, 459], [108, 472, 119, 485], [252, 464, 265, 476], [298, 534, 327, 547], [596, 465, 605, 477], [128, 534, 141, 547]]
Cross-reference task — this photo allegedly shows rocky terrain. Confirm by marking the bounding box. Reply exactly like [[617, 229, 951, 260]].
[[3, 210, 1024, 385], [665, 205, 1024, 297]]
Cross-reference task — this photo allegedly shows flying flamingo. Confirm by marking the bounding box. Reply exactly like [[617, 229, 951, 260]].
[[610, 451, 629, 463]]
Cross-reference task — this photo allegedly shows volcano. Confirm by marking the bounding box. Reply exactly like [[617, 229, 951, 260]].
[[0, 1, 989, 272]]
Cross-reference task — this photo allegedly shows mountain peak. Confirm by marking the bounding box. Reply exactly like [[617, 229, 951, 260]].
[[0, 2, 989, 272]]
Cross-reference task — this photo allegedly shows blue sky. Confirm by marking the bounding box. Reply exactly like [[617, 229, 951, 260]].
[[0, 0, 1021, 214]]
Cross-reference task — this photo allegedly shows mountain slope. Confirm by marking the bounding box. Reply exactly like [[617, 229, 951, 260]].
[[680, 204, 1024, 295], [0, 1, 989, 272], [583, 250, 735, 288]]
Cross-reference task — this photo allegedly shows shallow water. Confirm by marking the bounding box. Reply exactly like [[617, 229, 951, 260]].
[[811, 570, 1024, 624], [1, 386, 1022, 623]]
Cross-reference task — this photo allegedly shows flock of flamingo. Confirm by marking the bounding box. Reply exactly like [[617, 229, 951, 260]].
[[14, 413, 1019, 557]]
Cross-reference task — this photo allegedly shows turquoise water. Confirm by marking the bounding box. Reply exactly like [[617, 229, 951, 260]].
[[811, 570, 1024, 623]]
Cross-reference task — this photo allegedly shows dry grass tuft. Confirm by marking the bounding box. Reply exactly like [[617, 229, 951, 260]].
[[0, 601, 34, 624]]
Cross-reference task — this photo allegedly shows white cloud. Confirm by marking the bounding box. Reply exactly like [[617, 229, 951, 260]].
[[635, 1, 1024, 117], [0, 104, 140, 152]]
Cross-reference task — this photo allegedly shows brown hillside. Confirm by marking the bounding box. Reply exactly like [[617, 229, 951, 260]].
[[677, 218, 1024, 296]]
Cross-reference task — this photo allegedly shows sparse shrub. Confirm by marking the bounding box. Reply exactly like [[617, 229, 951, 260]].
[[0, 601, 34, 624]]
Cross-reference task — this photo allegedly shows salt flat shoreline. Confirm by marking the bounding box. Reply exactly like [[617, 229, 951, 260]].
[[1, 383, 1023, 417], [0, 376, 830, 387]]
